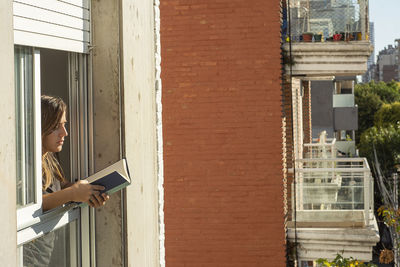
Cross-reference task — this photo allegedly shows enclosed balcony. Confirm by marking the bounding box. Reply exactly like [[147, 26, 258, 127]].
[[293, 157, 373, 227], [283, 0, 373, 76], [288, 139, 379, 261]]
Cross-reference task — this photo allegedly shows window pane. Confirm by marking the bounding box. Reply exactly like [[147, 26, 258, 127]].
[[19, 221, 78, 267], [15, 46, 36, 208]]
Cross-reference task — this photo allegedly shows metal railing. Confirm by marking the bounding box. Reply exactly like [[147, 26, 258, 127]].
[[285, 0, 369, 43], [304, 138, 337, 159], [294, 157, 373, 225]]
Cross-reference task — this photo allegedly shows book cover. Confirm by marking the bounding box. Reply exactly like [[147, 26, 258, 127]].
[[85, 158, 131, 195]]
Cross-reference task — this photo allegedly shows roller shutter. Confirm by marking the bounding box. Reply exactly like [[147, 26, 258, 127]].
[[13, 0, 90, 53]]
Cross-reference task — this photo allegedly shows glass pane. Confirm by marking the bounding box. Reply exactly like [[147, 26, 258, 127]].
[[19, 221, 78, 267], [15, 46, 36, 208]]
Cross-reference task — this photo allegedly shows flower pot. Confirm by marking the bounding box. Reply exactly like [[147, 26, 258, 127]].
[[333, 33, 342, 41], [313, 34, 322, 42], [302, 33, 313, 42]]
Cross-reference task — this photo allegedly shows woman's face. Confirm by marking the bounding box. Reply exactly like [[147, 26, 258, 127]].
[[43, 111, 68, 153]]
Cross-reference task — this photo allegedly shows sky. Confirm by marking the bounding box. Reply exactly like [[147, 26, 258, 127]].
[[369, 0, 400, 61]]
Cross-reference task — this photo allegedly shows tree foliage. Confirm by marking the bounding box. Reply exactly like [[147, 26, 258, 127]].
[[374, 102, 400, 127], [355, 81, 400, 266], [355, 81, 400, 143], [359, 124, 400, 176]]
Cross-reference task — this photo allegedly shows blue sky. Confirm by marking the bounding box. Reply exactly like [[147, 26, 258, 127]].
[[369, 0, 400, 61]]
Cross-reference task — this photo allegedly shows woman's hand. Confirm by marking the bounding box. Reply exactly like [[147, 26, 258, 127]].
[[43, 180, 110, 211], [70, 180, 102, 202], [87, 192, 110, 208]]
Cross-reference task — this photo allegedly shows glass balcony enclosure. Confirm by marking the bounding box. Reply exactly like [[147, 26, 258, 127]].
[[286, 0, 369, 42], [293, 138, 373, 226], [333, 94, 355, 107]]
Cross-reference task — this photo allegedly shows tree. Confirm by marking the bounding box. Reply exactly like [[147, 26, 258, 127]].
[[356, 81, 400, 265], [359, 124, 400, 177], [374, 102, 400, 128], [355, 81, 400, 143]]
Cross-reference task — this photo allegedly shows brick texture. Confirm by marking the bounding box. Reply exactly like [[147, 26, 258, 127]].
[[161, 1, 285, 266]]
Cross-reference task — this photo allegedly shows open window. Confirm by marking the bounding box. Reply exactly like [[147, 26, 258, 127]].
[[15, 46, 93, 266]]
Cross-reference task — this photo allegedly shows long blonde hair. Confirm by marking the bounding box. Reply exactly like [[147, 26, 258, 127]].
[[41, 95, 67, 190]]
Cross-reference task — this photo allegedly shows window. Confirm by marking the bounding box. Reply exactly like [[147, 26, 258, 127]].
[[15, 46, 93, 266], [15, 46, 35, 207], [15, 46, 42, 225]]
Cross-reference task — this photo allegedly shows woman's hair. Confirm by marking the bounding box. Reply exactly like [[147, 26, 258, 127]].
[[41, 95, 67, 190]]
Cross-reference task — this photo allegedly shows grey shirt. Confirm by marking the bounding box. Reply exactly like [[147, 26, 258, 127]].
[[23, 179, 61, 267]]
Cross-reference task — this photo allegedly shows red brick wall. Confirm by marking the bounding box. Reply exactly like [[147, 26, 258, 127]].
[[161, 1, 285, 266]]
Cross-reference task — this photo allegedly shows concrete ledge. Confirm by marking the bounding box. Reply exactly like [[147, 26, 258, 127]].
[[295, 210, 365, 224], [283, 41, 373, 76], [287, 217, 379, 261]]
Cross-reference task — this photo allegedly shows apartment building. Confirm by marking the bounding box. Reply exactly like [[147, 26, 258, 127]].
[[377, 40, 400, 82], [1, 0, 163, 266], [1, 0, 378, 266], [283, 0, 379, 265]]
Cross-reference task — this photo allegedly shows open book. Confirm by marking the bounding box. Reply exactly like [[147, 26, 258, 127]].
[[85, 158, 131, 195]]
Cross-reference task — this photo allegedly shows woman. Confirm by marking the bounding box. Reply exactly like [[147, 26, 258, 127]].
[[41, 95, 109, 210], [23, 95, 109, 266]]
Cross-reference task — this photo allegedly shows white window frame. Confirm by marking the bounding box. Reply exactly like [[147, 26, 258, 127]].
[[16, 48, 43, 230], [15, 47, 93, 267]]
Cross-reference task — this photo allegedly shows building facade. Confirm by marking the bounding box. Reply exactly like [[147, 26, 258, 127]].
[[362, 22, 376, 83], [1, 0, 163, 266], [283, 0, 379, 265], [377, 40, 400, 82], [1, 0, 379, 266], [160, 0, 286, 266]]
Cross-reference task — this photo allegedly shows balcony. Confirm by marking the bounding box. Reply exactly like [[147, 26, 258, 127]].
[[288, 139, 379, 261], [293, 157, 373, 226], [335, 140, 356, 155], [283, 0, 373, 76]]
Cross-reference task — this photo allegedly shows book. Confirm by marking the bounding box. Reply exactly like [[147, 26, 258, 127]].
[[85, 158, 131, 195]]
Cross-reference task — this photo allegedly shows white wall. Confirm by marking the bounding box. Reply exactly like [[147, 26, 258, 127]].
[[121, 0, 162, 266], [91, 0, 162, 265], [91, 0, 124, 266], [0, 0, 17, 265]]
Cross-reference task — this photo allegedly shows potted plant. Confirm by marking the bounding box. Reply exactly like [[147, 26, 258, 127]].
[[313, 33, 323, 42], [333, 33, 342, 41], [302, 32, 313, 42]]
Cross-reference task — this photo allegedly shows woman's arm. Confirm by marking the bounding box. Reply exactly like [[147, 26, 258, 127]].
[[42, 180, 109, 211]]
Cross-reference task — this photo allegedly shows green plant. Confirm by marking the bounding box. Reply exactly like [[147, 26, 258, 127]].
[[359, 124, 400, 177], [377, 206, 398, 264], [316, 253, 377, 267]]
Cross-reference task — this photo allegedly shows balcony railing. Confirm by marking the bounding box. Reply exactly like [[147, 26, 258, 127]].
[[285, 0, 369, 43], [293, 157, 373, 226], [304, 138, 337, 159], [335, 140, 356, 155]]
